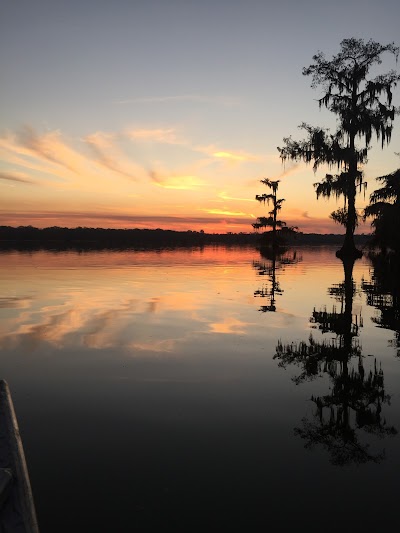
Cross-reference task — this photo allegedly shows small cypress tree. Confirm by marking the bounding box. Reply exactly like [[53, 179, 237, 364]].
[[253, 179, 297, 246]]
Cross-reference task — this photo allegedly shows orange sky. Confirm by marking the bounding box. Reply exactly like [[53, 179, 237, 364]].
[[0, 126, 375, 234], [1, 3, 398, 234]]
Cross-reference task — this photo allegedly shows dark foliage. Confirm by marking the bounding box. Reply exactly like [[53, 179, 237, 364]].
[[364, 168, 400, 252]]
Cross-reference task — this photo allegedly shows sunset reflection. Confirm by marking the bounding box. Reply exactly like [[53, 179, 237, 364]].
[[0, 248, 263, 356], [0, 247, 370, 359]]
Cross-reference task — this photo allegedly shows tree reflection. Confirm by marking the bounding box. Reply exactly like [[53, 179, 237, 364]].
[[362, 252, 400, 357], [275, 257, 396, 465], [253, 246, 300, 312]]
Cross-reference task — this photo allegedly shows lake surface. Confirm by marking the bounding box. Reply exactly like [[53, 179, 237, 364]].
[[0, 246, 399, 532]]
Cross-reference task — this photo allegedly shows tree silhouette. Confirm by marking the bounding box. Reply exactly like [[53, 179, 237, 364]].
[[253, 179, 297, 247], [274, 256, 396, 464], [364, 167, 400, 252], [278, 38, 400, 258]]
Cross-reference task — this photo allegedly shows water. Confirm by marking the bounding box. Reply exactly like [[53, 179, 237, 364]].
[[0, 246, 399, 532]]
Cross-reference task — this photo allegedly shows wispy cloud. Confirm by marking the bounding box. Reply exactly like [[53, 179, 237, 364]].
[[0, 171, 38, 185], [126, 128, 183, 144], [213, 151, 250, 162], [247, 162, 300, 187], [218, 191, 254, 202], [1, 126, 264, 199], [150, 171, 204, 190], [0, 129, 70, 181], [17, 126, 87, 174], [0, 128, 97, 186], [0, 127, 146, 190], [277, 163, 299, 179], [200, 145, 262, 163], [85, 131, 140, 180], [201, 208, 251, 217]]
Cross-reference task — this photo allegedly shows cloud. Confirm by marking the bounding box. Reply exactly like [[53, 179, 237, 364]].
[[0, 129, 69, 181], [0, 210, 256, 232], [85, 131, 139, 180], [0, 128, 95, 184], [277, 163, 300, 179], [0, 127, 146, 190], [150, 170, 204, 190], [201, 208, 250, 217], [247, 163, 300, 187], [218, 191, 254, 202], [213, 151, 250, 162], [17, 126, 85, 174], [0, 171, 38, 185], [0, 126, 264, 206], [126, 128, 183, 144], [200, 145, 262, 163]]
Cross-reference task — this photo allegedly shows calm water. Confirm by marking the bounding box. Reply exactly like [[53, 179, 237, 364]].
[[0, 246, 399, 532]]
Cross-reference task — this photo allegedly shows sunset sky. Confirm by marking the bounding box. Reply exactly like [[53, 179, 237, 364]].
[[1, 0, 399, 234]]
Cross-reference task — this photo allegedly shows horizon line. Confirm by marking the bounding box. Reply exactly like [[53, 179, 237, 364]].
[[0, 225, 372, 237]]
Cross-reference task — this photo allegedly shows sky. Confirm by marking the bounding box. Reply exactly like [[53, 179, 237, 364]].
[[1, 0, 399, 234]]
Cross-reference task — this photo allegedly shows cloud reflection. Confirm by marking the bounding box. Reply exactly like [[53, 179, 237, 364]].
[[0, 296, 32, 309], [209, 317, 250, 335], [0, 248, 265, 362]]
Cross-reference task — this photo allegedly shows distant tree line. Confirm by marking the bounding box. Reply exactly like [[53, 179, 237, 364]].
[[0, 226, 371, 251], [0, 226, 258, 250]]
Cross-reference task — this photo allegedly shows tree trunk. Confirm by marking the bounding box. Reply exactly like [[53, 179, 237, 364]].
[[337, 116, 362, 259], [337, 180, 361, 258], [272, 198, 277, 249]]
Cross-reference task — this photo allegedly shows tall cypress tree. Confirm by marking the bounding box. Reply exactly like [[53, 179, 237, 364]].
[[278, 38, 399, 258]]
